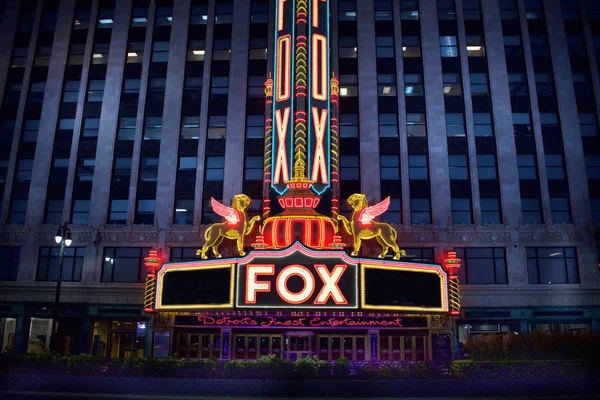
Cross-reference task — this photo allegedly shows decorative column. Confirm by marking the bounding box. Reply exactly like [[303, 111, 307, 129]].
[[444, 250, 461, 316], [143, 250, 162, 312]]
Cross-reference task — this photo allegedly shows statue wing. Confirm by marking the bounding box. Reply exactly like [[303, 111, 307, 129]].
[[358, 196, 390, 225], [211, 197, 241, 226]]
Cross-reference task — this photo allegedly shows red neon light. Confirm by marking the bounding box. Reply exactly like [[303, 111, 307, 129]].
[[277, 0, 288, 31], [274, 108, 290, 184], [196, 315, 404, 328], [311, 107, 328, 184], [294, 197, 303, 207], [284, 198, 294, 208], [144, 250, 162, 274], [311, 34, 328, 101], [276, 35, 291, 101], [305, 198, 314, 208]]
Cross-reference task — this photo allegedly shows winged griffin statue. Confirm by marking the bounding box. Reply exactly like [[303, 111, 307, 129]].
[[337, 194, 406, 260], [197, 194, 261, 259]]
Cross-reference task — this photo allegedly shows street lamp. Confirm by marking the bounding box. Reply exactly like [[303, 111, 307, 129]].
[[50, 222, 72, 353]]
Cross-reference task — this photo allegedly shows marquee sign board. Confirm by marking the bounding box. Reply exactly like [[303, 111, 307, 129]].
[[154, 242, 449, 313]]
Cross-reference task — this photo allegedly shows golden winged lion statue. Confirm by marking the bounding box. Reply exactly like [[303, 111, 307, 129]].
[[197, 194, 261, 259], [337, 194, 406, 260]]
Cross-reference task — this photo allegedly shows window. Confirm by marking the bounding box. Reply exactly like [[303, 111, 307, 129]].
[[504, 35, 522, 58], [403, 248, 434, 263], [585, 155, 600, 179], [477, 154, 497, 180], [147, 78, 166, 103], [473, 113, 493, 137], [591, 198, 600, 224], [466, 36, 485, 57], [155, 6, 173, 26], [139, 157, 159, 182], [540, 113, 559, 137], [62, 80, 80, 103], [530, 35, 550, 58], [170, 248, 199, 262], [91, 43, 109, 64], [4, 82, 22, 105], [44, 200, 63, 224], [207, 115, 226, 139], [513, 113, 532, 137], [440, 36, 458, 57], [86, 80, 104, 103], [452, 198, 472, 224], [579, 113, 597, 137], [71, 200, 90, 224], [174, 199, 194, 225], [152, 41, 169, 63], [402, 36, 422, 58], [250, 2, 269, 23], [463, 0, 481, 19], [50, 158, 69, 184], [247, 76, 264, 98], [380, 155, 400, 180], [58, 119, 75, 132], [573, 73, 593, 98], [97, 8, 114, 28], [27, 81, 45, 104], [183, 77, 203, 101], [378, 113, 398, 137], [517, 155, 537, 180], [339, 75, 358, 97], [409, 155, 428, 180], [522, 198, 542, 224], [102, 248, 150, 283], [9, 200, 27, 224], [73, 9, 90, 30], [551, 198, 571, 223], [546, 154, 566, 180], [438, 0, 456, 19], [246, 114, 265, 139], [131, 7, 148, 27], [22, 120, 39, 142], [376, 37, 394, 58], [109, 200, 128, 224], [449, 155, 469, 180], [11, 47, 28, 68], [470, 73, 489, 96], [210, 76, 229, 102], [527, 247, 578, 284], [457, 248, 507, 284], [187, 40, 206, 61], [0, 247, 20, 281], [407, 113, 426, 137], [375, 0, 393, 20], [340, 114, 359, 138], [0, 120, 15, 143], [205, 156, 224, 181], [381, 198, 401, 224], [126, 42, 144, 63], [500, 0, 518, 19], [178, 157, 197, 181], [82, 118, 99, 137], [181, 116, 200, 139], [446, 113, 465, 137], [143, 117, 162, 140], [338, 0, 357, 21], [561, 0, 579, 20], [34, 46, 51, 66], [68, 44, 85, 65], [135, 199, 155, 224], [524, 0, 543, 19], [405, 74, 424, 96], [215, 3, 233, 24], [118, 117, 136, 140], [36, 247, 85, 282], [123, 78, 140, 94], [244, 156, 263, 181], [339, 36, 357, 59], [378, 75, 397, 97], [16, 159, 33, 183], [481, 198, 501, 224], [213, 39, 232, 60], [535, 73, 554, 97], [411, 198, 431, 224], [190, 4, 208, 25], [400, 0, 419, 19], [508, 73, 528, 96], [443, 73, 462, 96], [112, 157, 132, 183], [76, 159, 94, 182], [341, 155, 360, 180]]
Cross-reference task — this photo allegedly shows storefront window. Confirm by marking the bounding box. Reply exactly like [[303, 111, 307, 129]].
[[533, 323, 590, 335], [27, 317, 52, 353], [90, 320, 145, 358], [1, 318, 17, 353]]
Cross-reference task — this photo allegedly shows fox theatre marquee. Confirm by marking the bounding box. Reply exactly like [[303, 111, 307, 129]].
[[144, 0, 461, 363]]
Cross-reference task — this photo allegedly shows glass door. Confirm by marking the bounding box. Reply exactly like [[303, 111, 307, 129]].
[[286, 334, 311, 361], [234, 334, 283, 359], [379, 335, 428, 361], [177, 333, 221, 359], [317, 334, 366, 361]]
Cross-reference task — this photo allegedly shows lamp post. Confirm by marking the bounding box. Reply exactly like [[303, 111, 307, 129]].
[[50, 222, 72, 353]]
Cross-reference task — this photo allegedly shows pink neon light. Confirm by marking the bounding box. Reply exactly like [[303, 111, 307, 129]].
[[310, 107, 328, 184], [274, 108, 290, 184]]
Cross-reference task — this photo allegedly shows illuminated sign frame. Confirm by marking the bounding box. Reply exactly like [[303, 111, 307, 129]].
[[360, 263, 449, 313], [155, 262, 235, 310]]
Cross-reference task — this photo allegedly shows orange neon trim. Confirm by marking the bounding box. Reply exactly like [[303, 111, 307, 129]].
[[274, 108, 291, 184], [312, 34, 327, 101], [312, 0, 327, 28], [276, 35, 291, 101], [310, 107, 328, 184], [278, 0, 288, 31]]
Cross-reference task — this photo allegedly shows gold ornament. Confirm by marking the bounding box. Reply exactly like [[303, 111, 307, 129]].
[[197, 194, 261, 259], [337, 194, 406, 260]]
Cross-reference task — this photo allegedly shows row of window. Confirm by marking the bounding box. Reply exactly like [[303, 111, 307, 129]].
[[0, 246, 585, 286]]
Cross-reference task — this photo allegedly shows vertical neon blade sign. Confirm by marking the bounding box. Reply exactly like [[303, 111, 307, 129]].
[[272, 0, 296, 195], [308, 0, 330, 196]]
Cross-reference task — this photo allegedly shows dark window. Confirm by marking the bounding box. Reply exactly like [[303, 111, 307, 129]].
[[338, 0, 357, 21], [76, 159, 95, 182], [378, 113, 398, 137], [126, 42, 145, 63], [244, 156, 263, 181], [82, 118, 100, 137], [585, 155, 600, 179], [181, 116, 200, 140], [452, 198, 472, 224], [522, 198, 542, 224], [109, 200, 128, 224], [411, 198, 431, 224], [44, 199, 64, 224], [376, 37, 394, 58], [118, 117, 137, 140], [591, 198, 600, 224], [500, 0, 518, 19], [174, 199, 194, 225], [443, 73, 462, 97], [16, 159, 34, 183], [205, 156, 224, 181], [481, 198, 501, 224], [545, 154, 565, 180], [470, 73, 489, 96], [131, 7, 148, 27], [123, 79, 141, 94], [34, 46, 51, 66], [62, 80, 80, 103], [207, 115, 226, 139], [87, 80, 105, 102], [457, 248, 507, 284], [71, 200, 90, 224], [36, 247, 85, 282], [402, 248, 434, 263], [9, 200, 27, 224], [407, 113, 426, 137], [535, 73, 555, 97], [147, 78, 166, 102], [152, 41, 169, 63], [341, 155, 360, 180], [400, 0, 419, 20], [246, 115, 265, 139], [381, 198, 401, 224], [187, 40, 206, 62], [68, 44, 85, 65], [340, 114, 359, 138], [139, 157, 159, 182], [438, 0, 457, 19], [477, 155, 497, 180], [143, 117, 162, 140], [0, 247, 20, 281], [550, 198, 571, 223], [11, 47, 28, 68], [405, 74, 424, 96], [183, 77, 203, 101], [339, 36, 357, 59], [524, 0, 544, 19], [579, 113, 597, 137], [463, 0, 481, 20], [446, 113, 465, 137], [375, 0, 393, 21], [504, 35, 522, 57], [527, 247, 578, 284], [380, 155, 400, 180], [170, 247, 199, 262], [409, 155, 428, 180], [508, 73, 528, 96], [449, 155, 469, 180], [155, 5, 173, 26], [22, 120, 39, 142], [513, 113, 533, 137], [102, 247, 150, 283], [517, 155, 537, 180], [135, 199, 155, 224]]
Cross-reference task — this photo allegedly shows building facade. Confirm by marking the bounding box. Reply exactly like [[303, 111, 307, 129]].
[[0, 0, 599, 359]]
